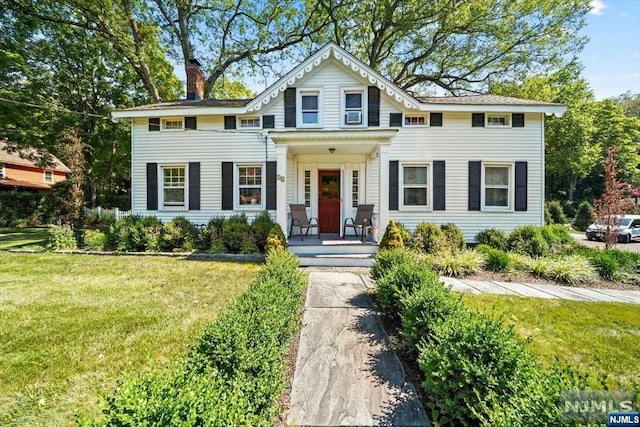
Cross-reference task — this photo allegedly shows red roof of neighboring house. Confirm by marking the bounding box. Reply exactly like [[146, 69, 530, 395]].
[[0, 177, 52, 190], [0, 140, 71, 173]]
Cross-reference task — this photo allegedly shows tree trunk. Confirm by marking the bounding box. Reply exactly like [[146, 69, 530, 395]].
[[568, 175, 577, 202]]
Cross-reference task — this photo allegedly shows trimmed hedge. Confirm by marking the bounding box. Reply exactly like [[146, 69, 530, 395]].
[[99, 249, 306, 425]]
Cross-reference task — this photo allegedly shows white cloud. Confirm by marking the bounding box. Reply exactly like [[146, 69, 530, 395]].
[[589, 0, 607, 15]]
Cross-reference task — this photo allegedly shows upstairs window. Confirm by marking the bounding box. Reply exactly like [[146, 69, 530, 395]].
[[162, 118, 184, 130], [404, 116, 427, 126], [344, 92, 363, 125], [239, 117, 261, 128], [299, 90, 321, 127], [0, 163, 5, 179], [486, 114, 510, 127], [43, 171, 54, 184]]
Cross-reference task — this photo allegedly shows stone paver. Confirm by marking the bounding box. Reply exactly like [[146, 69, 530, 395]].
[[439, 276, 482, 294], [288, 272, 430, 427], [460, 279, 521, 296], [490, 281, 559, 299]]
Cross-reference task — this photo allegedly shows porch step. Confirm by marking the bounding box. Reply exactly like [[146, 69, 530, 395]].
[[289, 243, 378, 255], [297, 254, 375, 268]]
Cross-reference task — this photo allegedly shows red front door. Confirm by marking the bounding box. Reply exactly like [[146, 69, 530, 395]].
[[318, 170, 340, 233]]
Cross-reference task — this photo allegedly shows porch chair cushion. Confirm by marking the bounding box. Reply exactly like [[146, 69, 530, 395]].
[[289, 204, 320, 240], [343, 204, 374, 241]]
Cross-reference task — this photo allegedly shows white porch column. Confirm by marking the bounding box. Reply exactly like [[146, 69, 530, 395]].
[[276, 144, 288, 239], [378, 142, 390, 235]]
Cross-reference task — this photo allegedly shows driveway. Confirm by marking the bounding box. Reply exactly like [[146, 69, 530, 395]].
[[570, 233, 640, 253]]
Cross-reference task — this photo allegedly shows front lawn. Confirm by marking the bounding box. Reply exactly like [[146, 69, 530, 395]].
[[461, 293, 640, 389], [0, 227, 51, 250], [0, 253, 259, 426]]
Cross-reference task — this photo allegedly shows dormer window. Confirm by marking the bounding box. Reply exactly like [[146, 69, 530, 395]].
[[239, 117, 261, 128], [0, 163, 5, 179], [298, 89, 322, 127], [341, 88, 366, 126], [486, 114, 510, 127], [161, 118, 184, 130]]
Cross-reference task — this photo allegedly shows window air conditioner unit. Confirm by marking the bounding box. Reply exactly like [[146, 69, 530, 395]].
[[346, 111, 362, 124]]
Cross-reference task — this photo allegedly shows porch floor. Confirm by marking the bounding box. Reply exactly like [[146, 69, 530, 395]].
[[287, 233, 378, 246]]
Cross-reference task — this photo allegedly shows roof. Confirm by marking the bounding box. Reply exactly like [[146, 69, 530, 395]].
[[416, 95, 563, 106], [118, 98, 252, 112], [0, 177, 52, 190], [0, 140, 71, 173]]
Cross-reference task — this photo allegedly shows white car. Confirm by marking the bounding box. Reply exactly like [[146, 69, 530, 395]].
[[586, 215, 640, 243]]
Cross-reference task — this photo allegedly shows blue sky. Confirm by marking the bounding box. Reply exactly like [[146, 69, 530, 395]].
[[580, 0, 640, 99]]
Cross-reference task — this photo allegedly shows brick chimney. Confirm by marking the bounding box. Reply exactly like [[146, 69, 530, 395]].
[[186, 58, 205, 100]]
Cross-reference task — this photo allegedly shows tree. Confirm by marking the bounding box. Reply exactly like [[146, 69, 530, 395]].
[[613, 92, 640, 118]]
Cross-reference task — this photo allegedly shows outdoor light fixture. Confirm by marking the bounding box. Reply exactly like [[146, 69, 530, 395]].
[[329, 148, 336, 154], [277, 174, 285, 182]]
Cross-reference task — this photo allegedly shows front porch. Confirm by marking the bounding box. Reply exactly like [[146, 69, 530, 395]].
[[287, 233, 379, 267]]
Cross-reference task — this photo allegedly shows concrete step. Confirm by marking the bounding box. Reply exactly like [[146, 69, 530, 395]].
[[297, 254, 375, 267], [290, 243, 378, 256]]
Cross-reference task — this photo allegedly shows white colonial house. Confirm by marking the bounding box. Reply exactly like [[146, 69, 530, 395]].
[[112, 43, 565, 242]]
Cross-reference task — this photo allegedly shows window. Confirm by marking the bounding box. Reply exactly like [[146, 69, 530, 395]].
[[352, 170, 359, 208], [402, 164, 429, 207], [486, 114, 510, 127], [162, 166, 186, 207], [239, 117, 261, 128], [344, 92, 363, 125], [0, 163, 5, 179], [484, 165, 511, 209], [238, 165, 263, 207], [161, 118, 184, 130], [404, 116, 427, 126], [299, 90, 321, 126], [43, 171, 54, 184], [304, 170, 311, 207]]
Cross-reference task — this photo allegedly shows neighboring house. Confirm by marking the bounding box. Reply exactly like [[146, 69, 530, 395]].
[[0, 140, 70, 193], [112, 43, 566, 241]]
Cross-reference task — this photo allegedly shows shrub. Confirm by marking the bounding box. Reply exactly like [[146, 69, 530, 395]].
[[241, 237, 260, 254], [419, 311, 536, 426], [412, 222, 446, 254], [222, 213, 250, 253], [251, 211, 276, 252], [83, 229, 106, 251], [49, 225, 77, 250], [396, 222, 413, 248], [563, 201, 577, 219], [482, 247, 512, 272], [546, 200, 568, 224], [265, 224, 287, 253], [105, 215, 163, 252], [528, 255, 597, 285], [507, 225, 549, 258], [162, 217, 198, 251], [427, 248, 483, 277], [440, 223, 465, 250], [571, 246, 640, 282], [540, 224, 573, 251], [209, 237, 227, 254], [474, 228, 508, 251], [573, 200, 595, 231], [370, 248, 420, 281], [200, 215, 226, 251], [379, 220, 404, 250]]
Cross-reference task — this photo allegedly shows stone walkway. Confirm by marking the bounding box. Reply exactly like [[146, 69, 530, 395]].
[[440, 276, 640, 304], [288, 271, 430, 427]]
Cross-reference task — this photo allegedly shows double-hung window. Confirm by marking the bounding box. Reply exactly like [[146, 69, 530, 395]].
[[161, 118, 184, 130], [344, 92, 363, 125], [43, 171, 54, 184], [162, 166, 186, 207], [238, 165, 263, 207], [239, 117, 261, 128], [402, 164, 429, 208], [299, 90, 321, 127], [0, 163, 5, 179], [486, 114, 510, 127], [483, 164, 511, 209]]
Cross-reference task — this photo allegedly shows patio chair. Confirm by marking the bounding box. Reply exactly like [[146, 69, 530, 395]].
[[289, 204, 320, 241], [343, 204, 374, 241]]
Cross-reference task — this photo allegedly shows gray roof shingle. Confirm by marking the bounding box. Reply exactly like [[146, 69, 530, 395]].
[[416, 94, 562, 106], [119, 98, 252, 111]]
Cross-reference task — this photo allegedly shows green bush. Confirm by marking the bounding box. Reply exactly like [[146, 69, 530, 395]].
[[100, 249, 306, 426], [540, 224, 573, 251], [427, 248, 484, 277], [563, 201, 577, 219], [49, 225, 77, 250], [507, 225, 549, 258], [162, 217, 198, 251], [474, 228, 508, 251], [250, 211, 276, 252], [265, 224, 287, 253], [370, 248, 420, 281], [412, 222, 446, 254], [571, 246, 640, 282], [419, 311, 536, 426], [440, 223, 465, 250], [573, 201, 595, 231], [396, 222, 413, 248], [222, 213, 250, 253], [379, 220, 404, 250], [199, 215, 226, 251], [481, 247, 512, 272], [546, 200, 568, 224], [528, 255, 597, 285], [209, 237, 227, 254], [241, 237, 260, 254], [83, 229, 106, 251]]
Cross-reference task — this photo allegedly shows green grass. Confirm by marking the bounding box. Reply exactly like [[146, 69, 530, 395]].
[[0, 227, 52, 250], [0, 253, 259, 426], [460, 293, 640, 389]]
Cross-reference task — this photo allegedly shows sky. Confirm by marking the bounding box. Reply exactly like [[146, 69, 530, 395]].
[[580, 0, 640, 99]]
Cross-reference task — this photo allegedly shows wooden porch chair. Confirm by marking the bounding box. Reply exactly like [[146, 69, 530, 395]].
[[343, 204, 374, 241], [289, 204, 320, 241]]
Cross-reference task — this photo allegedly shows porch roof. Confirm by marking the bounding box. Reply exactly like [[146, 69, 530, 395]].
[[267, 128, 396, 155]]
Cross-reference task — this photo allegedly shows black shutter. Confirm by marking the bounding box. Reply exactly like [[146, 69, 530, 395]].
[[284, 87, 296, 127], [512, 113, 525, 128], [266, 161, 277, 210], [222, 162, 233, 210], [263, 115, 275, 129], [468, 161, 481, 210], [472, 113, 485, 127], [224, 116, 236, 129], [185, 116, 197, 130], [146, 163, 158, 210], [430, 112, 443, 127], [433, 161, 446, 210], [389, 160, 399, 211], [367, 86, 380, 127], [389, 113, 403, 127], [515, 161, 528, 211], [149, 118, 160, 131], [188, 162, 200, 210]]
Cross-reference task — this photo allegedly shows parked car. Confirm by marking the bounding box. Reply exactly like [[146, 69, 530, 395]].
[[586, 215, 640, 243]]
